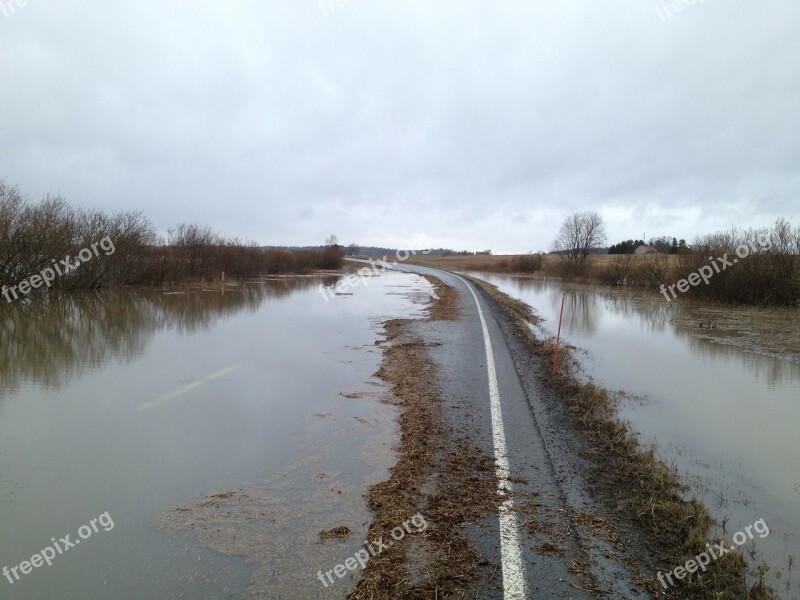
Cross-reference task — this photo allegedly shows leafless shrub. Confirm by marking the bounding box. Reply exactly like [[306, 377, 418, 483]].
[[0, 182, 344, 299], [508, 253, 544, 273], [598, 254, 635, 285], [629, 254, 674, 287], [675, 221, 799, 305]]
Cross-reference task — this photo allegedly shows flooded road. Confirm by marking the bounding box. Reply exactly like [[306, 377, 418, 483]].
[[469, 273, 800, 598], [0, 272, 432, 599]]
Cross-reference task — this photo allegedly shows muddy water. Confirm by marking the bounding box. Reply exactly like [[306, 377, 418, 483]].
[[470, 274, 800, 598], [0, 272, 432, 599]]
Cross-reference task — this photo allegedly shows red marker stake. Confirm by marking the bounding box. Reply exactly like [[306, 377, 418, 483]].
[[552, 291, 566, 374]]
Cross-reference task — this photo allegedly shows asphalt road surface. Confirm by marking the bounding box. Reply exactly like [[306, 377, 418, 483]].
[[355, 259, 650, 600]]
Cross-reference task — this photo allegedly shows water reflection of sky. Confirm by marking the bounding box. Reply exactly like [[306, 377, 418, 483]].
[[472, 273, 800, 597]]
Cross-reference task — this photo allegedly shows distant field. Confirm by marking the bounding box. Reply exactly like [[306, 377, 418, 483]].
[[406, 253, 680, 273]]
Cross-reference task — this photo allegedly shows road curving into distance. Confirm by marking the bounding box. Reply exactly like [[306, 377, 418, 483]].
[[348, 259, 648, 599]]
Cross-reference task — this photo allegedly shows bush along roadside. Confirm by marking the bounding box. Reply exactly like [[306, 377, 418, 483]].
[[0, 180, 344, 298]]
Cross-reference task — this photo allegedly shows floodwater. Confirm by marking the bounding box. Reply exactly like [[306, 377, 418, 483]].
[[0, 271, 432, 599], [470, 273, 800, 598]]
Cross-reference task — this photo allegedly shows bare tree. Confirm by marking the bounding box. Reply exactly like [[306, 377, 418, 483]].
[[168, 223, 218, 278], [551, 211, 607, 264]]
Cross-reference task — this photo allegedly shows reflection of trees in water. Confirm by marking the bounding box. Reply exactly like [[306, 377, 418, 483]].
[[678, 328, 800, 387], [511, 277, 678, 336], [0, 277, 328, 394], [560, 292, 599, 336], [600, 294, 674, 335], [483, 274, 799, 389], [619, 294, 800, 384], [507, 276, 799, 386], [507, 278, 600, 336]]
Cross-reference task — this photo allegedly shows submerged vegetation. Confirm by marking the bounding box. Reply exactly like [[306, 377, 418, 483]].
[[0, 181, 343, 296]]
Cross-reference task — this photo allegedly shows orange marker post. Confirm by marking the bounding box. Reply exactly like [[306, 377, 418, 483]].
[[552, 291, 566, 374]]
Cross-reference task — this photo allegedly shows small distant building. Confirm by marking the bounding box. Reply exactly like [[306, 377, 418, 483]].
[[634, 244, 658, 255]]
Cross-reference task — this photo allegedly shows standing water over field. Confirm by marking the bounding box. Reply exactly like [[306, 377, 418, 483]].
[[471, 273, 800, 598], [0, 271, 432, 599]]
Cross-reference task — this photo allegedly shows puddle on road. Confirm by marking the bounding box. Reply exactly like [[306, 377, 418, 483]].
[[0, 271, 433, 599], [470, 273, 800, 598]]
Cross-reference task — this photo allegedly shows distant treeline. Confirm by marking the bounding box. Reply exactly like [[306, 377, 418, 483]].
[[0, 182, 343, 294], [607, 237, 688, 254], [343, 245, 490, 257]]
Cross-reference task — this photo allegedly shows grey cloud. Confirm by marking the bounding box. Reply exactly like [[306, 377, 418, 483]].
[[1, 0, 798, 252]]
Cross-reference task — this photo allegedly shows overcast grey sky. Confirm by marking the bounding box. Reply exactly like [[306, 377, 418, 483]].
[[1, 1, 798, 252]]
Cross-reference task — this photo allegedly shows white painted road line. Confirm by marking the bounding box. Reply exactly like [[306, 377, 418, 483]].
[[136, 365, 242, 411], [453, 274, 529, 599]]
